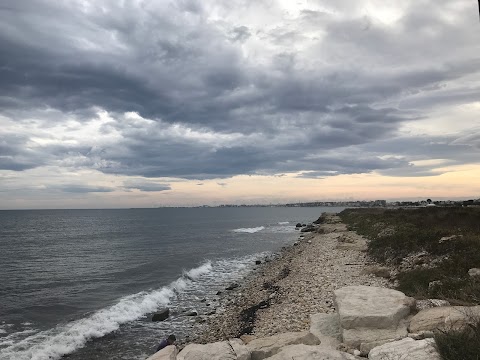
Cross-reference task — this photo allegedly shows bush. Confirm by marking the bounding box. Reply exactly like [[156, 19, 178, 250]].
[[339, 208, 480, 304], [434, 315, 480, 360]]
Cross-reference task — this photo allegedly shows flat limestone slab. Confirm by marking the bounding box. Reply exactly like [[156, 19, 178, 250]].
[[247, 331, 320, 360], [334, 286, 414, 330], [369, 338, 440, 360], [263, 344, 361, 360]]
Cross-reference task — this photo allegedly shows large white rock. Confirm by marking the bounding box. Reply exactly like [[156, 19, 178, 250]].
[[247, 331, 320, 360], [263, 344, 360, 360], [334, 286, 414, 348], [146, 345, 178, 360], [369, 338, 440, 360], [409, 305, 480, 333], [177, 339, 251, 360], [309, 313, 341, 349]]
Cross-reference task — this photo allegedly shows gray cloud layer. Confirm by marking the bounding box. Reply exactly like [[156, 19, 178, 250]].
[[1, 0, 479, 187]]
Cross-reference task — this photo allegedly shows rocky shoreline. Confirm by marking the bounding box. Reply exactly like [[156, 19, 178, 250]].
[[191, 213, 390, 344], [149, 211, 480, 359]]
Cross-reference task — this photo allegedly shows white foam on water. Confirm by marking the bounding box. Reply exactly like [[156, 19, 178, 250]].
[[232, 226, 265, 233], [183, 261, 212, 280], [278, 221, 289, 224], [0, 261, 214, 360]]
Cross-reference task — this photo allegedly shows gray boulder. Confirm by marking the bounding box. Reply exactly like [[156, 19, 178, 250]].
[[247, 331, 320, 360], [369, 338, 440, 360]]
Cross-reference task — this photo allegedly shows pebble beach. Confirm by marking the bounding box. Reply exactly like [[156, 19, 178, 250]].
[[194, 213, 391, 345]]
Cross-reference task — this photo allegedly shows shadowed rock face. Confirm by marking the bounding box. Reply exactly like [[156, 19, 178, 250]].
[[247, 331, 320, 360], [334, 286, 415, 348]]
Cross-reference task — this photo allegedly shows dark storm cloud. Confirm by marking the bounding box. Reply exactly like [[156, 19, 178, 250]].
[[48, 185, 115, 193], [1, 0, 479, 181]]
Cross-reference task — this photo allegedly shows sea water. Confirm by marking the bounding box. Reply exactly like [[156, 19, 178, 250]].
[[0, 207, 344, 360]]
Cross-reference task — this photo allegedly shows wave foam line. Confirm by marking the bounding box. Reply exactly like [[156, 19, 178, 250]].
[[0, 261, 213, 360], [232, 226, 265, 233]]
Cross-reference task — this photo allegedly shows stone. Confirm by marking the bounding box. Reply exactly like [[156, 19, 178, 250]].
[[240, 334, 257, 344], [152, 308, 170, 322], [247, 331, 320, 360], [468, 268, 480, 278], [183, 310, 198, 316], [226, 283, 240, 290], [262, 344, 360, 360], [334, 286, 414, 348], [360, 266, 390, 279], [255, 260, 262, 265], [146, 345, 178, 360], [415, 299, 450, 312], [409, 305, 480, 333], [177, 340, 248, 360], [309, 313, 341, 349], [368, 338, 440, 360], [301, 225, 316, 233], [296, 223, 302, 227], [335, 238, 367, 251]]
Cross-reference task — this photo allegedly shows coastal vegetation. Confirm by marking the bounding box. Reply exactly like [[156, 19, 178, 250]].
[[339, 206, 480, 359]]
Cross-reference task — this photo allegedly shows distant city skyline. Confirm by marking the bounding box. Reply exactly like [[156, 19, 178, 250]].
[[1, 1, 479, 209]]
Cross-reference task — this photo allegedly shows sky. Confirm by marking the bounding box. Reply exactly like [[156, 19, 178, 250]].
[[0, 0, 479, 209]]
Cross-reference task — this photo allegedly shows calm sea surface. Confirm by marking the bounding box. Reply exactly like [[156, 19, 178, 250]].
[[0, 207, 344, 360]]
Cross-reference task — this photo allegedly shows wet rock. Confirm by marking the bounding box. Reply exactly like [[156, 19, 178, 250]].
[[226, 283, 240, 291], [152, 308, 170, 322], [184, 310, 198, 316]]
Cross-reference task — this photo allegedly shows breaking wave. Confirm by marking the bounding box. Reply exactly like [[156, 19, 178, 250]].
[[0, 261, 215, 360], [232, 226, 265, 233]]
